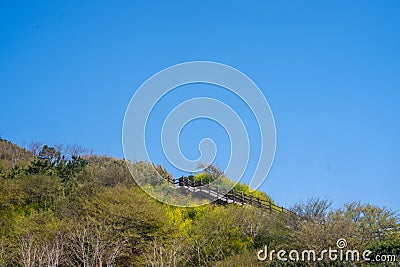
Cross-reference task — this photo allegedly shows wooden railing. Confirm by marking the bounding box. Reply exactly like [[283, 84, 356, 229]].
[[169, 176, 292, 214]]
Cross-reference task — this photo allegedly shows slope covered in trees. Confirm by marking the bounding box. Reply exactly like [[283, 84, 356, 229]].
[[0, 139, 398, 266]]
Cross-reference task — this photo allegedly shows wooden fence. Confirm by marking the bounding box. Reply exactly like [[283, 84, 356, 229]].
[[168, 176, 292, 214]]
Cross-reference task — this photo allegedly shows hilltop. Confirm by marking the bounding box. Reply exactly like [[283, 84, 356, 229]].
[[0, 139, 398, 266]]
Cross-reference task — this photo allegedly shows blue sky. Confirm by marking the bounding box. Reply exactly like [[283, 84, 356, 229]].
[[1, 1, 399, 210]]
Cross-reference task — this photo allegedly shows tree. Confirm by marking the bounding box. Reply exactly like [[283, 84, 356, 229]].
[[186, 206, 261, 266], [330, 202, 399, 248], [64, 219, 123, 267], [290, 198, 399, 255], [13, 209, 65, 267], [27, 141, 43, 157], [153, 164, 174, 183], [64, 144, 92, 158], [19, 174, 62, 208], [38, 145, 60, 163], [62, 186, 168, 266]]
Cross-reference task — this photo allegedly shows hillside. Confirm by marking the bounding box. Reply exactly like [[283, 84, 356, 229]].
[[0, 139, 398, 266], [0, 138, 33, 171]]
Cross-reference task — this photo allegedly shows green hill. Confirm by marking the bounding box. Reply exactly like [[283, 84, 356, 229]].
[[0, 139, 398, 266]]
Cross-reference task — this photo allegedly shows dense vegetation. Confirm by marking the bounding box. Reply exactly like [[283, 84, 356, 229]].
[[0, 138, 398, 266]]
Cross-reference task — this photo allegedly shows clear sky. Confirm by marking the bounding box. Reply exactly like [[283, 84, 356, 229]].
[[1, 1, 399, 211]]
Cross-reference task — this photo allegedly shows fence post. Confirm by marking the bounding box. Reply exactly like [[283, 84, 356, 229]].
[[208, 182, 211, 195], [233, 190, 236, 203], [241, 193, 244, 205], [269, 200, 272, 213], [257, 197, 261, 208], [199, 178, 202, 192], [250, 195, 253, 206], [225, 189, 228, 203]]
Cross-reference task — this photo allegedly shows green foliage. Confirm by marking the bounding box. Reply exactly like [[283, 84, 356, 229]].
[[192, 163, 273, 204], [367, 236, 400, 263], [27, 150, 87, 180], [38, 145, 60, 162], [60, 186, 168, 266], [0, 141, 398, 266], [232, 182, 273, 203]]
